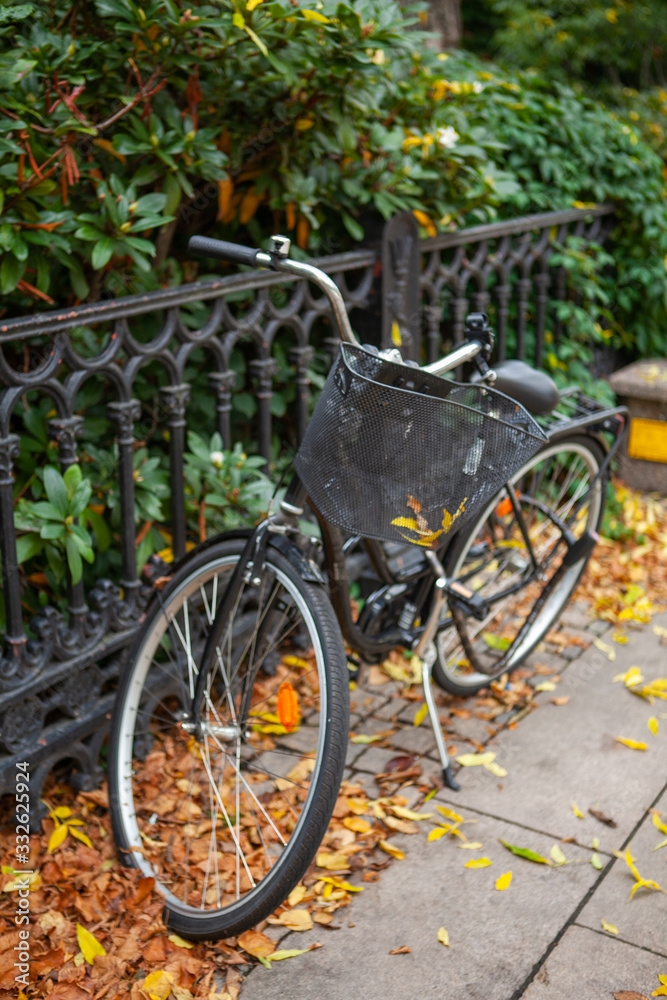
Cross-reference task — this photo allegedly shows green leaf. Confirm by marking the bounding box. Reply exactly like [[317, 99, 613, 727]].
[[16, 533, 44, 564], [342, 213, 364, 241], [91, 237, 114, 270], [500, 840, 551, 865], [40, 523, 66, 540], [43, 467, 69, 517], [65, 534, 83, 583], [0, 254, 26, 294], [63, 464, 82, 497]]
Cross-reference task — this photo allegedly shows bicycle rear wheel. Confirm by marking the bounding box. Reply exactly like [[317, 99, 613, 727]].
[[109, 537, 348, 940], [433, 436, 605, 696]]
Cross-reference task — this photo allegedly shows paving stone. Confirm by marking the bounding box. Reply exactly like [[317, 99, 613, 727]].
[[241, 815, 598, 1000], [445, 713, 495, 745], [349, 690, 391, 718], [374, 697, 413, 722], [435, 619, 667, 851], [344, 740, 365, 770], [577, 783, 667, 957], [588, 618, 614, 636], [351, 746, 401, 776], [385, 725, 437, 756], [560, 600, 594, 630], [521, 925, 666, 1000]]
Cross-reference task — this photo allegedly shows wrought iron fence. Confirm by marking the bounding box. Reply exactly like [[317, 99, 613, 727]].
[[0, 204, 614, 822]]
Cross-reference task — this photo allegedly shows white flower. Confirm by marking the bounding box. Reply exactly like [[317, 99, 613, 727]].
[[210, 451, 224, 469], [436, 126, 459, 149], [472, 81, 484, 94]]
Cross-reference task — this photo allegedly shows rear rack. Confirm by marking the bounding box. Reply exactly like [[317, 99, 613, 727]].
[[537, 387, 628, 444]]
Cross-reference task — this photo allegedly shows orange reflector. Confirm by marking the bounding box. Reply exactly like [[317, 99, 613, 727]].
[[495, 494, 519, 517], [277, 681, 299, 732]]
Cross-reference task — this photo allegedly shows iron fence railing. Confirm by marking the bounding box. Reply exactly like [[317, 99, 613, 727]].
[[0, 204, 614, 822]]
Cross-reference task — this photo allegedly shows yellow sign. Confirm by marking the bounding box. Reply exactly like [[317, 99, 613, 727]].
[[628, 417, 667, 463]]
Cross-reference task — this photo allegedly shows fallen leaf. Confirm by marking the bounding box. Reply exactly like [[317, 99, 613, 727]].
[[437, 927, 450, 947], [140, 970, 174, 1000], [317, 877, 363, 893], [413, 703, 428, 726], [456, 752, 496, 767], [571, 801, 585, 818], [550, 844, 567, 865], [458, 841, 484, 850], [389, 945, 411, 954], [652, 973, 667, 996], [500, 840, 551, 865], [428, 828, 448, 842], [591, 853, 604, 870], [495, 871, 512, 890], [485, 761, 508, 777], [612, 992, 651, 1000], [593, 637, 616, 660], [287, 884, 307, 907], [616, 738, 648, 750], [391, 806, 433, 821], [613, 667, 644, 686], [653, 812, 667, 834], [277, 909, 313, 932], [316, 852, 350, 871], [625, 848, 665, 898], [76, 924, 106, 965], [238, 931, 276, 958], [268, 948, 311, 961], [379, 840, 405, 860], [601, 919, 619, 934], [464, 858, 492, 869], [648, 716, 659, 736], [343, 817, 371, 834], [436, 806, 464, 822], [551, 696, 570, 706], [589, 808, 618, 828], [534, 681, 556, 692], [48, 824, 69, 853], [167, 933, 193, 949]]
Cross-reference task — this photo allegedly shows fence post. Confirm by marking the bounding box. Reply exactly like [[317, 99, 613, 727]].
[[381, 212, 421, 361]]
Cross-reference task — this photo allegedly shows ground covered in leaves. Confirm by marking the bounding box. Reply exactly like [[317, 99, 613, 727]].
[[1, 483, 666, 1000]]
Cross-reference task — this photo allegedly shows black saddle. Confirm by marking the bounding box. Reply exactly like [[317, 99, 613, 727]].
[[472, 359, 560, 416]]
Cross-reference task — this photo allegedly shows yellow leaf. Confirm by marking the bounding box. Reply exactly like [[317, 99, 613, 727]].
[[76, 924, 106, 966], [495, 871, 512, 890], [616, 737, 648, 750], [217, 177, 234, 221], [428, 827, 448, 842], [390, 516, 420, 531], [287, 884, 307, 907], [142, 971, 175, 1000], [593, 637, 616, 661], [458, 841, 484, 850], [52, 806, 73, 819], [277, 908, 313, 931], [653, 812, 667, 834], [350, 733, 384, 744], [268, 948, 310, 961], [168, 933, 193, 949], [232, 11, 245, 28], [648, 716, 659, 736], [571, 801, 585, 818], [48, 823, 69, 853], [591, 853, 604, 870], [550, 844, 567, 865], [316, 852, 349, 871], [413, 702, 428, 726], [391, 806, 433, 821], [613, 666, 644, 686], [464, 858, 492, 868], [69, 827, 93, 848], [3, 871, 42, 892], [436, 806, 464, 822], [301, 8, 330, 21], [379, 839, 405, 860], [343, 816, 371, 834], [283, 655, 310, 669], [484, 761, 507, 778], [534, 681, 556, 692], [317, 877, 363, 893], [601, 919, 619, 935], [625, 848, 641, 881], [391, 321, 402, 347], [456, 752, 496, 767], [347, 797, 370, 815], [437, 927, 450, 947], [247, 0, 263, 9], [413, 210, 436, 237]]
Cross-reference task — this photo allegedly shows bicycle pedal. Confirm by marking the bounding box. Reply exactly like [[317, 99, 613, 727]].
[[563, 530, 599, 567], [445, 581, 487, 620]]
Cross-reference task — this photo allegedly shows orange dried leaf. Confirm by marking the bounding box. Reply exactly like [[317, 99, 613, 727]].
[[277, 681, 299, 732]]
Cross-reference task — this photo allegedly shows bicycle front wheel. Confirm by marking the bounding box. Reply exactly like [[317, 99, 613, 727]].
[[433, 436, 605, 696], [109, 537, 349, 941]]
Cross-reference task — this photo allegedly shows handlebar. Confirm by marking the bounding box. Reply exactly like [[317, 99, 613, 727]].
[[188, 234, 484, 378]]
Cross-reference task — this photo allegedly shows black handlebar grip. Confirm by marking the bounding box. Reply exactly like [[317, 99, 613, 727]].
[[188, 236, 260, 268]]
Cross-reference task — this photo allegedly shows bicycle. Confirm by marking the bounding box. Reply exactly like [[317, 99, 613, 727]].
[[108, 234, 627, 940]]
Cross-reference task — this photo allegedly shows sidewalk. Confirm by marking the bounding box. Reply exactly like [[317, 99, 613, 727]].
[[241, 607, 667, 1000]]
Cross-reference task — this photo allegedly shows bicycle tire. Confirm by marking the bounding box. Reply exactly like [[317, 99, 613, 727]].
[[433, 436, 606, 696], [108, 536, 349, 941]]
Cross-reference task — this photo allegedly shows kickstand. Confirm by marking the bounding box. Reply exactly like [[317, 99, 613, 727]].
[[421, 645, 460, 792]]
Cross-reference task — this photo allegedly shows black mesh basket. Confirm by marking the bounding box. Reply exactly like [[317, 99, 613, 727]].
[[294, 343, 549, 547]]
